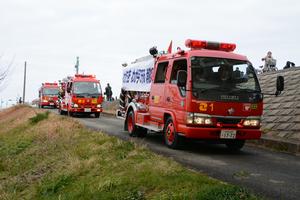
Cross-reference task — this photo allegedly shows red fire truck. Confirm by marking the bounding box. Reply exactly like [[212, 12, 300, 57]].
[[118, 39, 284, 150], [38, 82, 59, 108], [58, 74, 103, 118]]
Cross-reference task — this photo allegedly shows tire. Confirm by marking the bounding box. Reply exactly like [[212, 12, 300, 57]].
[[59, 109, 66, 115], [119, 90, 125, 104], [164, 117, 182, 149], [225, 140, 245, 151], [67, 109, 73, 117], [126, 110, 138, 137], [95, 113, 100, 118], [125, 110, 147, 137]]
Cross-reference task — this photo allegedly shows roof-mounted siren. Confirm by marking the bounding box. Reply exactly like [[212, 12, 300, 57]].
[[185, 39, 236, 52], [149, 46, 158, 57], [44, 82, 58, 86], [75, 74, 95, 78]]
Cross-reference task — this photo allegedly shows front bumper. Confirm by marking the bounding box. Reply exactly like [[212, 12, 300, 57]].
[[177, 124, 261, 140], [69, 107, 102, 113], [40, 102, 57, 107]]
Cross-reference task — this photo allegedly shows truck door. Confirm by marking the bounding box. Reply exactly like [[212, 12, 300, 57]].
[[165, 59, 187, 124], [149, 61, 169, 123]]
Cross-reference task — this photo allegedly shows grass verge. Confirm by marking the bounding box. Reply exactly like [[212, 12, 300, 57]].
[[0, 105, 262, 200]]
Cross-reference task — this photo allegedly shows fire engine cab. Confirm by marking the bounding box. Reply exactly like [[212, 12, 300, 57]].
[[58, 74, 103, 118], [38, 82, 59, 108], [118, 39, 284, 150]]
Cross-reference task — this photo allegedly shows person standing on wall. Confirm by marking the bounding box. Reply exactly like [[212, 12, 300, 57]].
[[261, 51, 277, 72]]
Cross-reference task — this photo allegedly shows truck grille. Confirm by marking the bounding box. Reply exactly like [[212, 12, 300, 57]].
[[217, 117, 242, 124]]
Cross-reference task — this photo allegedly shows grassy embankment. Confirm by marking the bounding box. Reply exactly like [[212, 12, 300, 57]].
[[0, 105, 261, 200], [102, 100, 119, 115]]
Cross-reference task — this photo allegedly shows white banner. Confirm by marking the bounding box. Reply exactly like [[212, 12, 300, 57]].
[[122, 57, 155, 92]]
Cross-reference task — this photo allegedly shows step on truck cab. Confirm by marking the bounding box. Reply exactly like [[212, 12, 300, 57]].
[[38, 82, 59, 108], [58, 74, 103, 118], [118, 39, 284, 150]]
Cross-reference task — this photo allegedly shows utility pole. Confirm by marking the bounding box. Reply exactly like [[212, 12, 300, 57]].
[[22, 61, 27, 104], [75, 56, 79, 74]]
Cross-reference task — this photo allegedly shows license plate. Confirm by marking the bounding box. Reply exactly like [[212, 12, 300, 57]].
[[50, 103, 54, 105], [220, 130, 236, 139], [84, 108, 91, 112]]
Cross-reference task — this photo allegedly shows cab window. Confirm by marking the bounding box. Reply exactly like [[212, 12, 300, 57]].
[[170, 59, 187, 96], [154, 62, 168, 83], [170, 59, 187, 84]]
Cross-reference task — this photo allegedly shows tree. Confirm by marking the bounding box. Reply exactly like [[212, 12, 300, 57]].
[[0, 55, 14, 92]]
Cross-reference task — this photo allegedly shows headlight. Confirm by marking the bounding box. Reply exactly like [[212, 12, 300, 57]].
[[97, 104, 102, 108], [243, 118, 260, 127], [204, 118, 213, 125], [186, 113, 212, 125], [186, 113, 194, 124], [42, 99, 48, 103], [73, 103, 79, 108], [194, 116, 205, 124]]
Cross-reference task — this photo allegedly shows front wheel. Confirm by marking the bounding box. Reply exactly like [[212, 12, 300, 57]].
[[225, 140, 245, 151], [126, 110, 138, 137], [67, 109, 73, 117], [94, 113, 100, 118], [58, 108, 62, 115], [164, 117, 182, 149], [126, 110, 147, 137]]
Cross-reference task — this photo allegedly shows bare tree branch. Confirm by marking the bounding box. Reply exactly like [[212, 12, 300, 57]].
[[0, 55, 15, 92]]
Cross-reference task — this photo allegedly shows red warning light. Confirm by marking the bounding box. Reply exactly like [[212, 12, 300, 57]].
[[219, 43, 236, 52], [185, 39, 236, 52], [185, 39, 207, 49]]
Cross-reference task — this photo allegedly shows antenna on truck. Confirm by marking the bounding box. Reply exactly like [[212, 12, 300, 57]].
[[75, 56, 79, 74], [167, 40, 172, 54]]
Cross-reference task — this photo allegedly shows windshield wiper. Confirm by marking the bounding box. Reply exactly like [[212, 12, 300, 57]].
[[75, 92, 100, 96], [89, 93, 100, 95], [193, 88, 211, 93], [230, 88, 260, 93], [75, 93, 90, 96], [193, 87, 229, 93]]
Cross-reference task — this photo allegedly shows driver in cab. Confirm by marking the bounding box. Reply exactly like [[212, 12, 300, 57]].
[[218, 65, 232, 82]]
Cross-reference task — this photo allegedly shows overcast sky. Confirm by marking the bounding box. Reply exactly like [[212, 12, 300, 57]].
[[0, 0, 299, 105]]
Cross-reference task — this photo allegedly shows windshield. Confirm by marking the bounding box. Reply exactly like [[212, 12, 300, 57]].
[[43, 88, 59, 95], [191, 57, 261, 100], [73, 81, 101, 95]]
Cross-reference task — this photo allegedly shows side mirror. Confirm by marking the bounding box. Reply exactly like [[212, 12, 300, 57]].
[[177, 70, 187, 87], [275, 76, 284, 96]]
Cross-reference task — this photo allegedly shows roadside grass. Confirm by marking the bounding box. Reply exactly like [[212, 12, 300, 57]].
[[0, 106, 262, 200], [29, 111, 50, 125]]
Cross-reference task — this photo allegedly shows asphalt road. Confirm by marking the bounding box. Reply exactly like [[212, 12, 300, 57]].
[[51, 110, 300, 200]]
